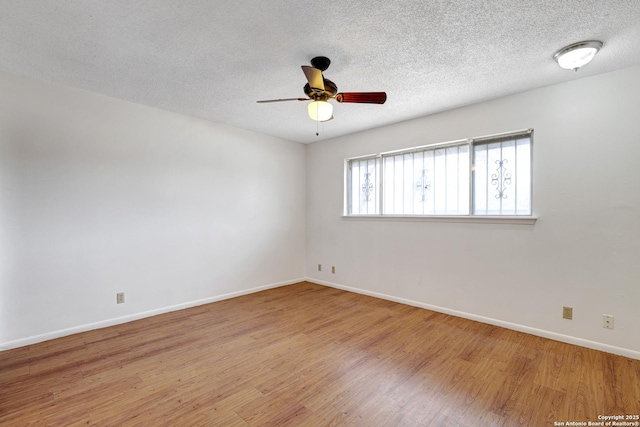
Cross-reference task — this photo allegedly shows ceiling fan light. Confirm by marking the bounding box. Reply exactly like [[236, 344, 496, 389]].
[[308, 101, 333, 122], [554, 40, 602, 71]]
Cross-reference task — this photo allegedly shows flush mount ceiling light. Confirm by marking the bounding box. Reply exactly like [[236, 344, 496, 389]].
[[554, 40, 603, 71]]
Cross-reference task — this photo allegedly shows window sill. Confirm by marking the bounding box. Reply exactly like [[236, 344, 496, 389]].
[[342, 215, 537, 225]]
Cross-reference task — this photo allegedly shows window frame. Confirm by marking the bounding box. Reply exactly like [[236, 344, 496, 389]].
[[344, 129, 535, 223]]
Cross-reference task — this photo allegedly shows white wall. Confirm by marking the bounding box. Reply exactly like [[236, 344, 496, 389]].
[[3, 65, 639, 358], [306, 65, 640, 358], [0, 72, 306, 348]]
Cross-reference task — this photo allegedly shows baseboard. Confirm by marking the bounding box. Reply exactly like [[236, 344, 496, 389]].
[[1, 278, 304, 351], [306, 277, 640, 361]]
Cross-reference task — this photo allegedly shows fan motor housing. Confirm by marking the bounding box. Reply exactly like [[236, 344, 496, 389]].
[[304, 79, 338, 99]]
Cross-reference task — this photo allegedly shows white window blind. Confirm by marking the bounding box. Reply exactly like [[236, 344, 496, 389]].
[[347, 156, 380, 215], [346, 130, 532, 217], [473, 135, 531, 215], [382, 144, 469, 215]]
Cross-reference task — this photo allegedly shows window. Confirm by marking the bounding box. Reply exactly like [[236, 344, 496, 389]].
[[347, 156, 380, 215], [345, 129, 532, 217]]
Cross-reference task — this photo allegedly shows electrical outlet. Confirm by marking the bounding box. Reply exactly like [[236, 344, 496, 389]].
[[331, 266, 335, 274], [562, 306, 573, 320], [318, 264, 322, 272], [603, 314, 614, 329], [116, 292, 125, 304]]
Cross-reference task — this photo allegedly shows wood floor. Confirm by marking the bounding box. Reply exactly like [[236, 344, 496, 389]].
[[2, 282, 639, 426]]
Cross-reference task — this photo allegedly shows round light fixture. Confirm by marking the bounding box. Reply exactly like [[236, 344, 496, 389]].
[[308, 100, 333, 122], [553, 40, 603, 71]]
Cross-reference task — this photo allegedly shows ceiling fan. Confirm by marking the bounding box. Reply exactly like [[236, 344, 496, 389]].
[[257, 56, 387, 123]]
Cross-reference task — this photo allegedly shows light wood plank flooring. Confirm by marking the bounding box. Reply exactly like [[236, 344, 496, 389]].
[[2, 282, 639, 426]]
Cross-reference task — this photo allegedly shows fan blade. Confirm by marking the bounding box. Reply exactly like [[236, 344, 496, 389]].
[[335, 92, 387, 104], [257, 98, 309, 103], [301, 66, 325, 92]]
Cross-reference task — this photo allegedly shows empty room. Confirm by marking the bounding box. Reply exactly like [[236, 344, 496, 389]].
[[1, 1, 640, 426]]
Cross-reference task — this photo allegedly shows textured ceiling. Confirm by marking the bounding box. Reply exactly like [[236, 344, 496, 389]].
[[1, 1, 640, 143]]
